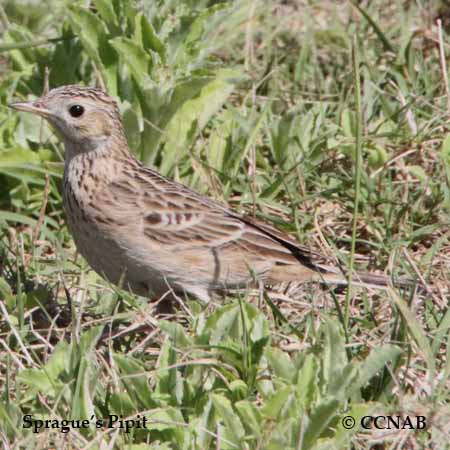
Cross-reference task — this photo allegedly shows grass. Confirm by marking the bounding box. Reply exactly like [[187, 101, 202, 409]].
[[0, 0, 449, 449]]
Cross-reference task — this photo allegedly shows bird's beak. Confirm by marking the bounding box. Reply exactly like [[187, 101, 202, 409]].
[[8, 100, 53, 118]]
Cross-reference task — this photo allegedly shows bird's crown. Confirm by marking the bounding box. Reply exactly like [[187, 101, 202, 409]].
[[9, 85, 125, 153]]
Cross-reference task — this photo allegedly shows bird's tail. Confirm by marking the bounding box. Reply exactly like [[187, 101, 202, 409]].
[[267, 262, 417, 291], [318, 267, 415, 290]]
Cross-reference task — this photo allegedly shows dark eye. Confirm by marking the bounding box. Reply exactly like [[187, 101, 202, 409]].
[[69, 104, 84, 118]]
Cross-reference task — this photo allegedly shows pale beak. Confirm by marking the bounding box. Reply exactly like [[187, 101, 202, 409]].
[[8, 101, 53, 118]]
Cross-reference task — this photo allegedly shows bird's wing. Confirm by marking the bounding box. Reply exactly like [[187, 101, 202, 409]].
[[100, 168, 324, 269]]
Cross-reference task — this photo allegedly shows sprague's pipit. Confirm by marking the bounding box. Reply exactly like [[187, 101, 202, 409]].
[[10, 85, 404, 303]]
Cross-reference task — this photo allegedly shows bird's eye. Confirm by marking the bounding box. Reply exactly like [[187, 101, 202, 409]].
[[69, 104, 84, 118]]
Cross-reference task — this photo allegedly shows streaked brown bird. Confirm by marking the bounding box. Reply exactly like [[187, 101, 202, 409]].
[[9, 85, 400, 303]]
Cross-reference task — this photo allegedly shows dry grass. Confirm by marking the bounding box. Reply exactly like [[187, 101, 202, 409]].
[[1, 0, 449, 449]]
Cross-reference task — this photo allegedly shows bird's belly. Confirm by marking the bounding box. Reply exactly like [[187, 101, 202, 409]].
[[65, 207, 167, 297]]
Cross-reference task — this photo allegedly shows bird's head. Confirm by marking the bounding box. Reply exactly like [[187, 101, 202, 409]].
[[9, 85, 124, 154]]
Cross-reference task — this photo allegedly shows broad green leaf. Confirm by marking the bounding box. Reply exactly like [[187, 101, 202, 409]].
[[0, 400, 21, 436], [0, 148, 55, 185], [212, 393, 245, 444], [109, 392, 136, 418], [207, 304, 240, 345], [249, 307, 269, 342], [14, 111, 53, 145], [296, 354, 320, 408], [146, 408, 187, 446], [367, 145, 388, 168], [126, 445, 169, 450], [71, 354, 97, 423], [408, 165, 427, 182], [0, 211, 37, 227], [261, 385, 293, 419], [92, 0, 119, 32], [355, 345, 402, 393], [77, 325, 104, 355], [194, 397, 214, 449], [229, 103, 269, 177], [322, 320, 347, 385], [1, 27, 37, 67], [70, 327, 103, 421], [140, 77, 212, 164], [441, 134, 450, 166], [315, 402, 379, 450], [206, 111, 233, 171], [158, 320, 193, 349], [389, 289, 435, 377], [235, 400, 262, 438], [229, 379, 248, 401], [265, 348, 296, 382], [68, 5, 117, 93], [114, 354, 155, 409], [269, 114, 295, 166], [18, 369, 62, 395], [341, 108, 356, 138], [137, 13, 165, 61], [154, 338, 178, 399], [327, 363, 358, 400], [122, 101, 142, 153], [302, 399, 340, 450], [110, 37, 152, 86], [68, 6, 108, 62]]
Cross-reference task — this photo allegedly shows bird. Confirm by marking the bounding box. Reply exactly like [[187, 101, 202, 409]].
[[9, 85, 405, 304]]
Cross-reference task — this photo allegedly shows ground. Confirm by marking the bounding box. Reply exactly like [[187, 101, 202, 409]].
[[0, 1, 449, 449]]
